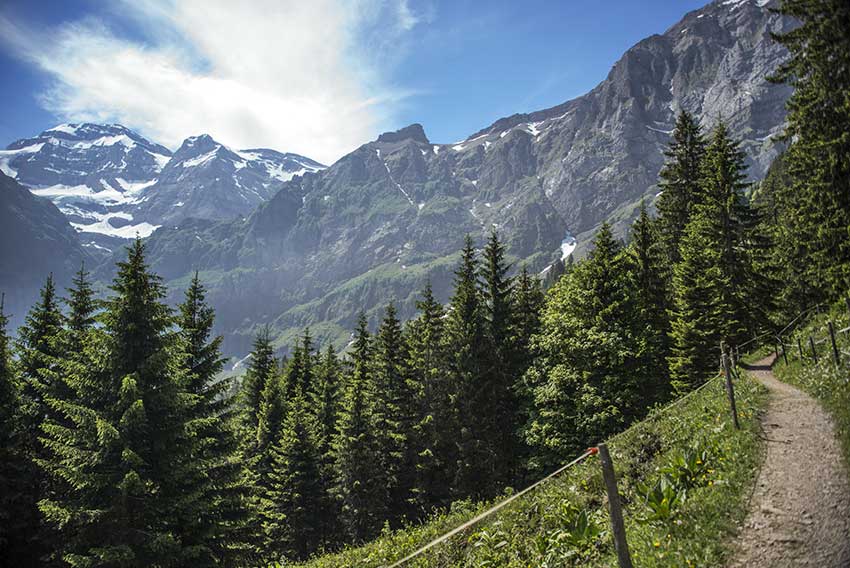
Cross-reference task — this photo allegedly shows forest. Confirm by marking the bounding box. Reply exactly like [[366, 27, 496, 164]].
[[1, 1, 849, 566]]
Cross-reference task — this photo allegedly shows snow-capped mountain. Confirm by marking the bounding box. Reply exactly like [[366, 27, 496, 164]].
[[0, 124, 324, 254], [133, 134, 324, 227]]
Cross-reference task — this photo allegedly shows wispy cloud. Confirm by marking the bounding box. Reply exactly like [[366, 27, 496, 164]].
[[0, 0, 427, 164]]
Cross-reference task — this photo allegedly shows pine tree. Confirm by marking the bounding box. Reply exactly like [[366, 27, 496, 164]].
[[668, 124, 757, 389], [407, 283, 455, 512], [15, 274, 64, 563], [39, 239, 205, 565], [372, 302, 415, 521], [283, 328, 316, 402], [510, 266, 545, 479], [525, 224, 644, 469], [0, 294, 36, 566], [444, 235, 493, 499], [770, 0, 850, 300], [310, 344, 343, 543], [177, 273, 250, 566], [260, 393, 327, 562], [480, 229, 518, 485], [239, 328, 277, 444], [628, 203, 673, 403], [333, 314, 386, 542], [64, 263, 96, 352], [656, 111, 707, 265], [668, 208, 725, 391]]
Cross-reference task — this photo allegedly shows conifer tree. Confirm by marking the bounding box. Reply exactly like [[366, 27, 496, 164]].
[[656, 111, 707, 264], [39, 239, 205, 565], [444, 235, 494, 499], [373, 302, 415, 521], [510, 266, 544, 478], [480, 229, 518, 484], [239, 328, 277, 444], [15, 274, 63, 563], [64, 263, 96, 352], [525, 224, 643, 469], [283, 328, 316, 402], [407, 283, 455, 512], [333, 314, 386, 542], [312, 345, 342, 459], [628, 203, 673, 403], [770, 0, 850, 300], [260, 393, 327, 562], [177, 273, 250, 565], [0, 294, 37, 566]]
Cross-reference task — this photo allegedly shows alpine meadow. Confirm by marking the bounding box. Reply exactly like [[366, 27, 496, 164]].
[[1, 0, 850, 567]]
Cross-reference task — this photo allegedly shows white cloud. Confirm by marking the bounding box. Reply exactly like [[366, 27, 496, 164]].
[[0, 0, 425, 164]]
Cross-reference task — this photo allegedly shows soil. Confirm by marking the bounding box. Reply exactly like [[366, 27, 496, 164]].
[[727, 356, 850, 567]]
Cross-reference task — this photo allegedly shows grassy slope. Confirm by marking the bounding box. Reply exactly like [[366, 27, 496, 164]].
[[773, 300, 850, 470], [293, 374, 767, 568]]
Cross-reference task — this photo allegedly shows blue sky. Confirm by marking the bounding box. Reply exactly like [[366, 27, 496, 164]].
[[0, 0, 707, 163]]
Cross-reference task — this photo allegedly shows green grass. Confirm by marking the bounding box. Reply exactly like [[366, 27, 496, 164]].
[[773, 299, 850, 470], [292, 373, 767, 568]]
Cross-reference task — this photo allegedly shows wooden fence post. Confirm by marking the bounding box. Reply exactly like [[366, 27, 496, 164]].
[[828, 321, 841, 366], [781, 341, 788, 365], [797, 336, 804, 361], [597, 443, 633, 568], [809, 335, 818, 363], [722, 348, 740, 430]]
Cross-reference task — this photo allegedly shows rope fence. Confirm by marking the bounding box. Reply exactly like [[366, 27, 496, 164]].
[[383, 298, 849, 568]]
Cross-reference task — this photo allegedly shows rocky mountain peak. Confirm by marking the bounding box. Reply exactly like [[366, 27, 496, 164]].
[[376, 123, 430, 145]]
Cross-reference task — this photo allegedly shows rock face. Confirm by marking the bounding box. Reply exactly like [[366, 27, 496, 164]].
[[134, 0, 795, 358], [0, 172, 88, 331], [0, 124, 324, 255]]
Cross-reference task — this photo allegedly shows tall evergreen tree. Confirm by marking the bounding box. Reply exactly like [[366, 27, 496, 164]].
[[480, 230, 517, 482], [407, 283, 455, 512], [260, 393, 328, 562], [239, 328, 277, 444], [177, 273, 250, 566], [628, 202, 673, 403], [15, 274, 64, 564], [510, 266, 545, 479], [372, 302, 415, 521], [525, 224, 644, 469], [770, 0, 850, 300], [444, 235, 494, 499], [0, 294, 36, 566], [283, 328, 316, 402], [333, 314, 386, 542], [656, 111, 707, 265], [39, 239, 205, 565]]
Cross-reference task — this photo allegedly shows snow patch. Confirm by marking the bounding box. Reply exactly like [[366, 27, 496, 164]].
[[560, 232, 577, 260], [181, 148, 219, 168]]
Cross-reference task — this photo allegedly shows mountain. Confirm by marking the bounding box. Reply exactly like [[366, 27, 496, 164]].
[[131, 0, 795, 358], [0, 172, 88, 331], [0, 124, 324, 255]]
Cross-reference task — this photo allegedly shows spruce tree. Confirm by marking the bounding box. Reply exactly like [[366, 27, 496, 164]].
[[510, 266, 544, 479], [770, 0, 850, 300], [260, 393, 327, 562], [444, 235, 494, 499], [333, 314, 386, 542], [15, 274, 64, 563], [372, 302, 415, 521], [480, 230, 517, 484], [239, 328, 277, 444], [39, 239, 206, 565], [628, 202, 673, 403], [0, 294, 36, 566], [525, 224, 644, 469], [283, 328, 316, 402], [177, 273, 250, 566], [407, 283, 455, 512], [656, 111, 707, 265]]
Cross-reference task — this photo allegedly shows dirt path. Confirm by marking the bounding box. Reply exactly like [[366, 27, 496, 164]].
[[727, 356, 850, 568]]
